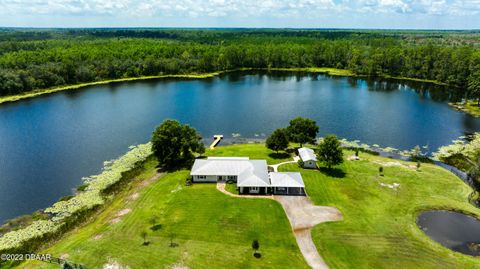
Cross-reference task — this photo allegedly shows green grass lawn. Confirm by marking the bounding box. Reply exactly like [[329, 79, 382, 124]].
[[19, 144, 480, 268], [20, 153, 306, 269], [279, 150, 480, 269], [206, 143, 293, 165]]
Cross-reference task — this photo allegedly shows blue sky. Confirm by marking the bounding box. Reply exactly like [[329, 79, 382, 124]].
[[0, 0, 479, 29]]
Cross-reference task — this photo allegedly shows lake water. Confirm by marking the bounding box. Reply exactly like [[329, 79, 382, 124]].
[[417, 210, 480, 256], [1, 71, 479, 224]]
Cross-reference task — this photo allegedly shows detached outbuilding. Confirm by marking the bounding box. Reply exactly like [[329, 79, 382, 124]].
[[298, 147, 318, 169]]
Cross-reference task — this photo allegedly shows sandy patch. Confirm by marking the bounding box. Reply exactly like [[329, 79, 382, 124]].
[[93, 234, 103, 240], [60, 253, 69, 260], [140, 173, 163, 187], [129, 193, 139, 201], [170, 264, 189, 269], [171, 185, 183, 193], [109, 208, 131, 224], [103, 259, 131, 269], [347, 155, 360, 161], [373, 160, 416, 170], [110, 218, 121, 224], [379, 182, 400, 190], [116, 208, 131, 217]]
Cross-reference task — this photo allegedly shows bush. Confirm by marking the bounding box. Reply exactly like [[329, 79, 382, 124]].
[[297, 159, 304, 168]]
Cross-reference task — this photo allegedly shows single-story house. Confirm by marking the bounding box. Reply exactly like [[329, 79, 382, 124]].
[[190, 157, 305, 195], [298, 147, 317, 169]]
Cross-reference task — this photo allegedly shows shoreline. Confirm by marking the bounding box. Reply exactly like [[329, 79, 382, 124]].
[[449, 101, 480, 118], [1, 140, 476, 262], [0, 67, 450, 106]]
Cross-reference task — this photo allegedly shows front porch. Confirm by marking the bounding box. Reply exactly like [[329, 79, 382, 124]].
[[238, 186, 269, 195]]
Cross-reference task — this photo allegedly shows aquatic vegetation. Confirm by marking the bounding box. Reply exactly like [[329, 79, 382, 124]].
[[0, 220, 62, 250], [0, 143, 152, 252]]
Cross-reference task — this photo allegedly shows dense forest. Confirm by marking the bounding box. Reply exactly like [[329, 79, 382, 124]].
[[0, 28, 479, 98]]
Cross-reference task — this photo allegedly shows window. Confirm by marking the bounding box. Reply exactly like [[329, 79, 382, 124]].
[[197, 175, 206, 180], [227, 175, 237, 180], [250, 187, 259, 192]]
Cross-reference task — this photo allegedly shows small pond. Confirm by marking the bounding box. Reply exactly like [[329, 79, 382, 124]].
[[417, 210, 480, 256]]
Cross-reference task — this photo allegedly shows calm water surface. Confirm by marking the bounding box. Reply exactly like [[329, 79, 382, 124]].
[[418, 210, 480, 256], [0, 71, 479, 223]]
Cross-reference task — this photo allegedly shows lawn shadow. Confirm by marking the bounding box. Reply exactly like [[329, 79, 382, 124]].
[[268, 152, 291, 160], [319, 167, 346, 178], [150, 224, 163, 231]]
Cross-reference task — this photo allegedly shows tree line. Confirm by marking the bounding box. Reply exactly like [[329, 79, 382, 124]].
[[0, 29, 479, 98]]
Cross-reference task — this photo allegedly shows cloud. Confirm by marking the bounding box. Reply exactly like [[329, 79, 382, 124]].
[[0, 0, 479, 27]]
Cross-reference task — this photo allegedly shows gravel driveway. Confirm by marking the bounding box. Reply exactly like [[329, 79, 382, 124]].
[[275, 196, 343, 269]]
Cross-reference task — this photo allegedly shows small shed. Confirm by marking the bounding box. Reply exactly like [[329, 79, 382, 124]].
[[298, 147, 317, 168]]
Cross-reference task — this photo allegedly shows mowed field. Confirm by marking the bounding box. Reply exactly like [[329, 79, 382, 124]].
[[20, 144, 480, 268], [279, 152, 480, 269], [19, 145, 308, 269]]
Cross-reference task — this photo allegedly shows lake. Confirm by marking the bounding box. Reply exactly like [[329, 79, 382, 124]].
[[0, 71, 479, 224]]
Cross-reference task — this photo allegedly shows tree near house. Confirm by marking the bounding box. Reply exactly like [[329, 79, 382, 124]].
[[266, 128, 289, 153], [286, 117, 319, 147], [317, 135, 343, 169], [151, 119, 205, 169]]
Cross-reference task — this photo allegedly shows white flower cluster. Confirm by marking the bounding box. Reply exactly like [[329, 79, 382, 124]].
[[0, 143, 152, 251]]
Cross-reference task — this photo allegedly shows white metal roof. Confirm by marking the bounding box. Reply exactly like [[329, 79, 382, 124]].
[[298, 147, 317, 162], [207, 157, 249, 160], [190, 158, 270, 187], [269, 172, 305, 188]]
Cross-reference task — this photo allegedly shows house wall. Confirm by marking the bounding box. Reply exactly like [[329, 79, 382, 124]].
[[239, 187, 267, 195], [192, 175, 238, 182], [303, 160, 317, 168], [192, 175, 217, 182]]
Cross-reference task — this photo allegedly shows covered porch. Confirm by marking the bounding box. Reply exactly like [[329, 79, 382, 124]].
[[269, 172, 306, 196]]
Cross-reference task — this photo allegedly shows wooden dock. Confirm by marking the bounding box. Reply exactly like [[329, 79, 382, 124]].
[[209, 135, 224, 149]]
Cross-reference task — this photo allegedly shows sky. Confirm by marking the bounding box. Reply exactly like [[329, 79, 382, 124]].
[[0, 0, 479, 29]]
